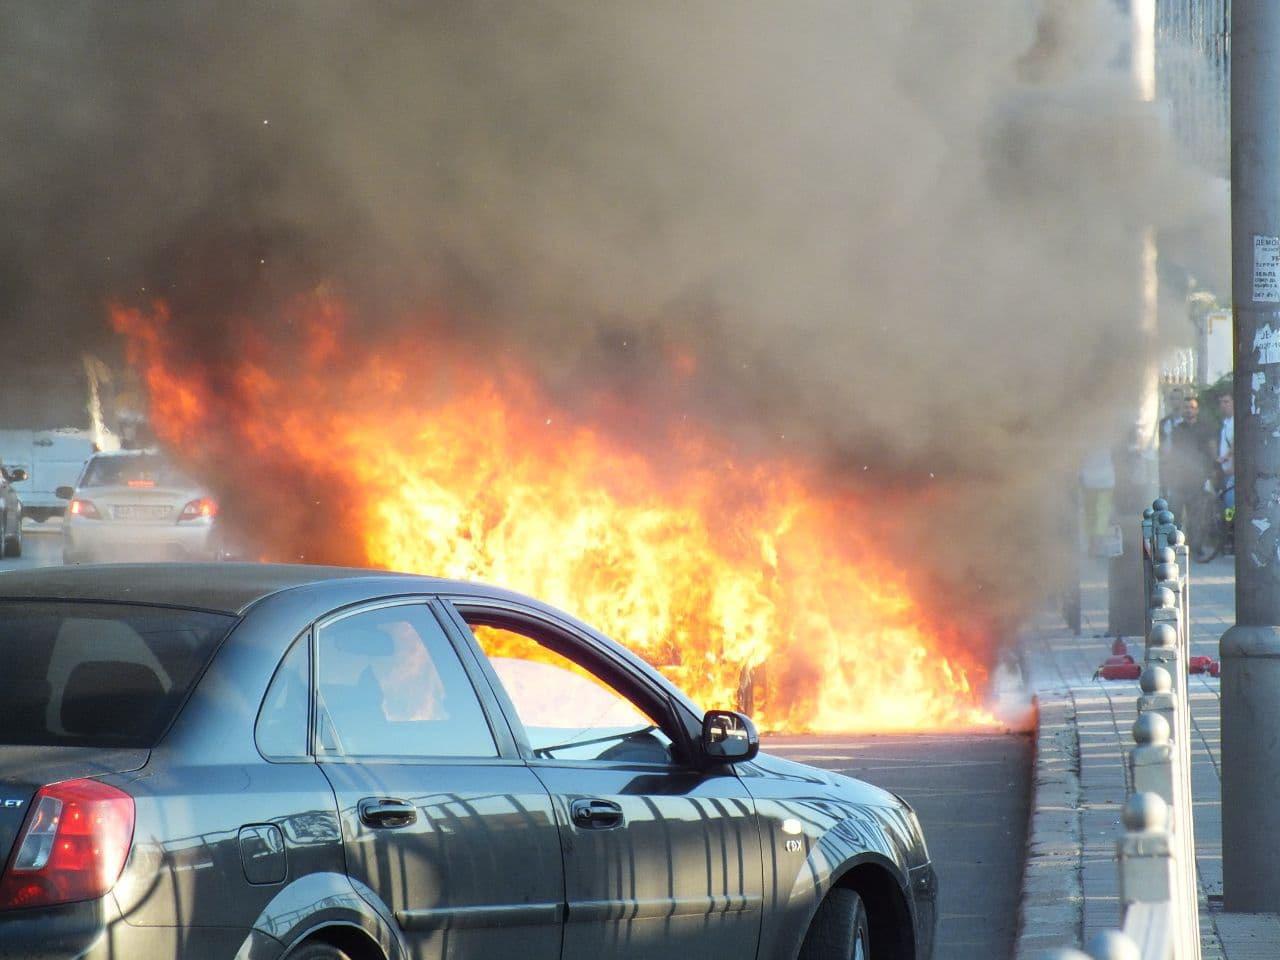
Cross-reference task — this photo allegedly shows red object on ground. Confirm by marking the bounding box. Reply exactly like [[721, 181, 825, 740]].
[[1189, 655, 1213, 674], [1208, 660, 1221, 678], [1099, 662, 1142, 681], [1104, 655, 1136, 667], [1112, 638, 1128, 656]]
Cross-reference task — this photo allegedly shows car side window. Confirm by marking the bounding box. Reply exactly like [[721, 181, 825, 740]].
[[256, 633, 310, 760], [316, 604, 498, 760], [466, 620, 677, 765]]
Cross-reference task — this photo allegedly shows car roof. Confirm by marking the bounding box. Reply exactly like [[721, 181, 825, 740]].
[[0, 562, 706, 718], [0, 563, 454, 615]]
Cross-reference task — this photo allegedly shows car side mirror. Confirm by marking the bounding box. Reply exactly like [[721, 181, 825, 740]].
[[6, 468, 27, 483], [55, 486, 74, 500], [701, 709, 759, 763]]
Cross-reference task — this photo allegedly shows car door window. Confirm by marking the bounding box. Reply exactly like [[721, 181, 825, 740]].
[[316, 604, 498, 759], [468, 622, 677, 765]]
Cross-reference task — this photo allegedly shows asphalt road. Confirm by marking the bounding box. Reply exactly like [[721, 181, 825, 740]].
[[6, 518, 62, 569], [765, 733, 1032, 960], [6, 524, 1031, 959]]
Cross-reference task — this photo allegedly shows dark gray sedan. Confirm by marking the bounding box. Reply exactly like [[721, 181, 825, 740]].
[[0, 463, 26, 558], [0, 564, 935, 960]]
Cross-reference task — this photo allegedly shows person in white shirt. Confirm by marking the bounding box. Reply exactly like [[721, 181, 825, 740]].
[[1218, 392, 1234, 509]]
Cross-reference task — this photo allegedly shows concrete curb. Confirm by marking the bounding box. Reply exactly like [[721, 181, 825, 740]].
[[1013, 691, 1084, 959]]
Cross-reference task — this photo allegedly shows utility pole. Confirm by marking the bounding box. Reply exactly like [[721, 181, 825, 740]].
[[1109, 0, 1162, 638], [1221, 0, 1280, 913]]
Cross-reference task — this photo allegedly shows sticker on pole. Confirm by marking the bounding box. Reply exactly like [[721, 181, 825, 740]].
[[1255, 324, 1280, 365], [1254, 235, 1280, 302]]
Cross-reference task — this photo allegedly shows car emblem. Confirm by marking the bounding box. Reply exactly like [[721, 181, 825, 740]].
[[784, 839, 802, 853], [0, 798, 24, 809]]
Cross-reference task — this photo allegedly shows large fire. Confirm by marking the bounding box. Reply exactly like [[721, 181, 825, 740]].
[[112, 293, 996, 732]]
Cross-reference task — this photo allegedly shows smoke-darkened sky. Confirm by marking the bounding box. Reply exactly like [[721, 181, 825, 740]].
[[0, 1, 1228, 611]]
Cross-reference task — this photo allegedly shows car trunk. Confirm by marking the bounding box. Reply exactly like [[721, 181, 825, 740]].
[[0, 746, 147, 866]]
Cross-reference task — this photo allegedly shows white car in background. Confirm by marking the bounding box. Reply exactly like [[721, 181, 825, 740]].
[[58, 450, 220, 564], [0, 428, 107, 523]]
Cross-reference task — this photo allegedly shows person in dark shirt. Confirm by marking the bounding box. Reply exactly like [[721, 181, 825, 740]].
[[1167, 395, 1217, 524]]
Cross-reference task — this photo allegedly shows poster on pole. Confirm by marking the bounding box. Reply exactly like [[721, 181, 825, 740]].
[[1254, 235, 1280, 302], [1255, 325, 1280, 366]]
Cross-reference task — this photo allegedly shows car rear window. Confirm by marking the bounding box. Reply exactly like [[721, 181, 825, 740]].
[[0, 601, 235, 748], [80, 455, 193, 489]]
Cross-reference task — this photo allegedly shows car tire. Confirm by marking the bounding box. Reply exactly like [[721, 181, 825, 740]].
[[799, 888, 871, 960], [286, 943, 354, 960], [4, 525, 20, 559]]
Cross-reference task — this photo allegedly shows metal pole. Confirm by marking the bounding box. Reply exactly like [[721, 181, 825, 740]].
[[1221, 0, 1280, 913]]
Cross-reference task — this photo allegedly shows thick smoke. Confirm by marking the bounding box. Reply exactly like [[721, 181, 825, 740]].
[[0, 3, 1224, 622]]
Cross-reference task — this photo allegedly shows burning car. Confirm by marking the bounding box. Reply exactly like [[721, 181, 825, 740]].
[[56, 450, 220, 564], [0, 563, 936, 960]]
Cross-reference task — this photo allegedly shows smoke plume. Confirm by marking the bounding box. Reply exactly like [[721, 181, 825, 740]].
[[0, 3, 1226, 633]]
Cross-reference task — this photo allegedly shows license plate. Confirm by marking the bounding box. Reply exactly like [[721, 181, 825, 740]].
[[112, 505, 171, 521]]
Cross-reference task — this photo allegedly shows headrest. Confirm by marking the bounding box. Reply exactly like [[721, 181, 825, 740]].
[[62, 660, 165, 740]]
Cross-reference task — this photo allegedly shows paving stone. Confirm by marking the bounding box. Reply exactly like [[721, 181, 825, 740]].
[[1215, 914, 1280, 960]]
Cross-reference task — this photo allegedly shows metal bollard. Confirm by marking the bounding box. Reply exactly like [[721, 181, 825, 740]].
[[1153, 558, 1183, 642], [1169, 529, 1191, 647], [1145, 624, 1182, 704], [1154, 509, 1176, 552], [1143, 505, 1157, 634], [1137, 664, 1176, 728], [1152, 546, 1178, 587], [1131, 711, 1175, 807], [1119, 792, 1174, 906], [1086, 930, 1142, 960], [1148, 594, 1182, 676]]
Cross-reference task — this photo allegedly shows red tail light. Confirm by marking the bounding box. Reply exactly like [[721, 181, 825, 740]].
[[178, 497, 217, 522], [0, 779, 135, 910], [68, 499, 100, 519]]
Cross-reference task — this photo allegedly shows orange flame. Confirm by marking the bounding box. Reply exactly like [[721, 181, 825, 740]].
[[112, 293, 996, 732]]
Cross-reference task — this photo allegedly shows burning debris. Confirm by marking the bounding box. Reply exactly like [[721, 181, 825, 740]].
[[115, 293, 995, 732]]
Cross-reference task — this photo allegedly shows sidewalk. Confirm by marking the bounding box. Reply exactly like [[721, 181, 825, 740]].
[[1015, 554, 1280, 959]]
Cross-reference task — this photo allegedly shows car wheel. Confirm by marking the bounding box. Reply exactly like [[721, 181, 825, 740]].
[[799, 888, 871, 960], [286, 943, 354, 960], [4, 517, 21, 559]]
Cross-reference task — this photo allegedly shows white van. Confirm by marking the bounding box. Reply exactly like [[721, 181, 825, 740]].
[[0, 429, 115, 522]]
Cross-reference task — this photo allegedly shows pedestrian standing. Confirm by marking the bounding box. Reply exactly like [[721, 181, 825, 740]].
[[1159, 385, 1186, 499], [1169, 394, 1217, 524], [1218, 392, 1235, 506]]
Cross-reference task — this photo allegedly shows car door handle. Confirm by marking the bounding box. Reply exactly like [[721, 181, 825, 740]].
[[570, 798, 624, 830], [358, 798, 418, 829]]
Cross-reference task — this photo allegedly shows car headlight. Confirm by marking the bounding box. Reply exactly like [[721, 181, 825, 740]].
[[890, 792, 928, 858]]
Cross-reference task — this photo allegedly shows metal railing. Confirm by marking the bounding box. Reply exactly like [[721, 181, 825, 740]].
[[1045, 499, 1202, 960]]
